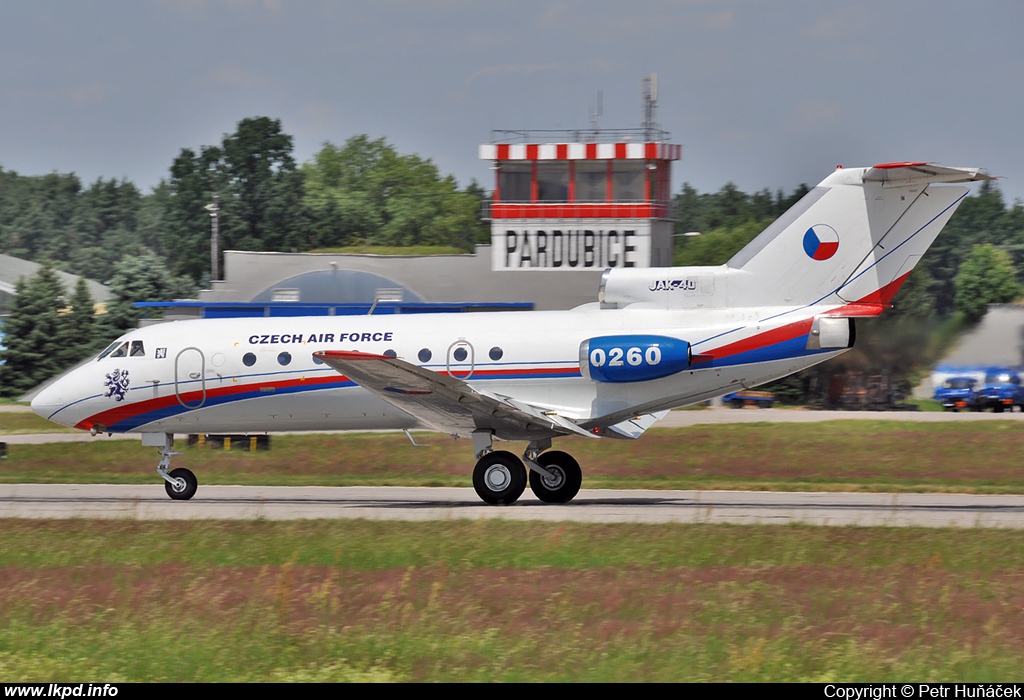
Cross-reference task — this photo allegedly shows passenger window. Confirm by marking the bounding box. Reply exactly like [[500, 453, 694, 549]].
[[110, 342, 129, 358], [130, 341, 145, 357]]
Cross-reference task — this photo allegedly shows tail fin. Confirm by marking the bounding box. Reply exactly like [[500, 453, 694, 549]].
[[726, 163, 992, 309], [597, 163, 991, 311]]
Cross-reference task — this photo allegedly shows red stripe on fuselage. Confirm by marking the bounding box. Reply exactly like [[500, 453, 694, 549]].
[[695, 318, 814, 362], [73, 365, 582, 431], [74, 374, 352, 430]]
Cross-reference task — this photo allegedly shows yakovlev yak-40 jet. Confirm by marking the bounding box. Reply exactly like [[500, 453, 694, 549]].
[[32, 163, 991, 505]]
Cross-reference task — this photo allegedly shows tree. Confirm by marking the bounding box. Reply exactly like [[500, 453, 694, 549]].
[[0, 263, 72, 396], [303, 135, 482, 250], [954, 244, 1021, 322], [65, 277, 98, 359], [163, 117, 308, 280], [94, 254, 196, 342]]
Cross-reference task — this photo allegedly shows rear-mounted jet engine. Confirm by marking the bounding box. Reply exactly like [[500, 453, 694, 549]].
[[580, 335, 692, 383]]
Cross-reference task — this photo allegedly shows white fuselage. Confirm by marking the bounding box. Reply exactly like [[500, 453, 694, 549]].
[[31, 302, 844, 436]]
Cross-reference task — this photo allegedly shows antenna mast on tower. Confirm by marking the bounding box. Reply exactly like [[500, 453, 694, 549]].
[[589, 90, 603, 138], [642, 74, 659, 141]]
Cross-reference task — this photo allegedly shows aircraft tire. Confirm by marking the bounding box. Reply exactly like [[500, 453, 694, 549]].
[[472, 451, 526, 505], [165, 467, 198, 501], [529, 451, 582, 504]]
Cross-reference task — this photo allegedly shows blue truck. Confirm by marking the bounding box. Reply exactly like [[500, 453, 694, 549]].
[[933, 376, 978, 412], [971, 369, 1024, 413]]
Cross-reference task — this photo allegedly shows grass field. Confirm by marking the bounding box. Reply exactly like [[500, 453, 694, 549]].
[[1, 520, 1023, 681], [4, 419, 1024, 493]]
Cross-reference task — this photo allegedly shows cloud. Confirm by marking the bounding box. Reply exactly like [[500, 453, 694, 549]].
[[701, 9, 735, 30], [199, 65, 266, 88], [794, 99, 841, 130], [465, 63, 563, 85], [298, 100, 341, 130], [807, 7, 868, 39], [160, 0, 283, 15], [68, 84, 113, 106]]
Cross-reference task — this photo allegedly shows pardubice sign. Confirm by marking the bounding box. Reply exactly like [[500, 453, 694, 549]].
[[494, 222, 654, 270]]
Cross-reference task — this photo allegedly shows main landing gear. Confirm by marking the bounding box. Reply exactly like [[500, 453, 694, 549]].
[[149, 433, 198, 501], [470, 433, 583, 506]]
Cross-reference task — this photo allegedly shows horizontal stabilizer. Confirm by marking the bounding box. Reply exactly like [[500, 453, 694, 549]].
[[863, 162, 994, 187]]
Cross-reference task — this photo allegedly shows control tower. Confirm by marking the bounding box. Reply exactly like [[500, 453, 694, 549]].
[[480, 131, 681, 271], [480, 85, 682, 273]]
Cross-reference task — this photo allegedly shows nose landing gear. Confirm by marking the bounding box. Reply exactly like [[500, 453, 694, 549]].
[[164, 467, 198, 500], [147, 432, 199, 501]]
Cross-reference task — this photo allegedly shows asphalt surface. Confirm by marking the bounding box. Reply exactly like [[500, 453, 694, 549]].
[[2, 484, 1024, 528]]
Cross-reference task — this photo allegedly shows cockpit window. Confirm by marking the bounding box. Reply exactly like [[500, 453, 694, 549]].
[[97, 341, 121, 360], [97, 339, 146, 360]]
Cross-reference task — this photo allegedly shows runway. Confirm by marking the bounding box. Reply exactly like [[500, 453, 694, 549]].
[[3, 484, 1024, 528]]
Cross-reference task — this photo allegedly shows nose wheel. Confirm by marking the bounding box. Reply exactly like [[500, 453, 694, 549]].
[[164, 468, 198, 500]]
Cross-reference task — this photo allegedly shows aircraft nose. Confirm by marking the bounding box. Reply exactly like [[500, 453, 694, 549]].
[[30, 381, 68, 423]]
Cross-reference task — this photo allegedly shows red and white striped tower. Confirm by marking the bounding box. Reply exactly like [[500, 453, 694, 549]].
[[480, 129, 682, 271]]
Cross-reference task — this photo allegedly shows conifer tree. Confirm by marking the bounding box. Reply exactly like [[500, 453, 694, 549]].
[[0, 263, 69, 397]]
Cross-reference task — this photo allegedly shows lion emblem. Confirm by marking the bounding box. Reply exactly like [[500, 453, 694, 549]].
[[104, 369, 130, 401]]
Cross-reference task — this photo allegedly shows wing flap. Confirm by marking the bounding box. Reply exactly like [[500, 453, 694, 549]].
[[605, 410, 670, 439], [313, 350, 596, 440]]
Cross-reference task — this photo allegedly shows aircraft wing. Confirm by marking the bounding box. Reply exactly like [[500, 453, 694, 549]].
[[313, 350, 599, 441]]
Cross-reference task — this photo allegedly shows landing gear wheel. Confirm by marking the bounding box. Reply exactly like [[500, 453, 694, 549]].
[[472, 451, 526, 505], [529, 451, 582, 504], [164, 467, 198, 501]]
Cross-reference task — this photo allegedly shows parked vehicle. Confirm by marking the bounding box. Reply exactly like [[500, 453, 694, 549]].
[[723, 390, 775, 408], [933, 376, 978, 412], [972, 369, 1024, 412]]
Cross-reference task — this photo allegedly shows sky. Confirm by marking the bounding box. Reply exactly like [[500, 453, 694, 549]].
[[1, 1, 1022, 204]]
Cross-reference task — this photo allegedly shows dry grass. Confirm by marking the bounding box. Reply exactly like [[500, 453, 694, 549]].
[[1, 520, 1023, 681]]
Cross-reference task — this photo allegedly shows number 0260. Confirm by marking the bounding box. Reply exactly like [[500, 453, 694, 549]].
[[589, 345, 662, 367]]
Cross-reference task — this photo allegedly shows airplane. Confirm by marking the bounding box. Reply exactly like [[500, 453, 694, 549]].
[[30, 162, 992, 505]]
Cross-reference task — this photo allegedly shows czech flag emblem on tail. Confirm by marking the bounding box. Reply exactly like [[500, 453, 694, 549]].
[[802, 224, 840, 261]]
